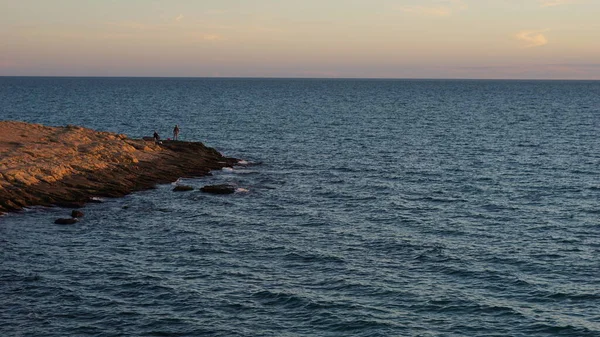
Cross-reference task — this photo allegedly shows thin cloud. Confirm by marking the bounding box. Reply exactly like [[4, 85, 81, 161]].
[[515, 30, 548, 47], [205, 10, 227, 16], [201, 34, 222, 41], [296, 70, 340, 78], [551, 63, 600, 68], [455, 63, 600, 79], [175, 14, 184, 22], [538, 0, 578, 7], [398, 5, 452, 17], [446, 0, 469, 11], [398, 0, 468, 17], [105, 21, 153, 31]]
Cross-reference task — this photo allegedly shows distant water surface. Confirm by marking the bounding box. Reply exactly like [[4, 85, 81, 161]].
[[1, 77, 600, 336]]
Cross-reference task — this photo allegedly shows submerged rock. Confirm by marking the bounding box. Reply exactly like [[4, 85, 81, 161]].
[[173, 185, 194, 192], [200, 184, 236, 194], [54, 218, 78, 225], [71, 210, 84, 218]]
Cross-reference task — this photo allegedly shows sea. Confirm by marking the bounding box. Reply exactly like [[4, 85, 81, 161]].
[[1, 77, 599, 337]]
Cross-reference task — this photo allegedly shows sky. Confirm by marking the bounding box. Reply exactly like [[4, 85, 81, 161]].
[[1, 0, 599, 79]]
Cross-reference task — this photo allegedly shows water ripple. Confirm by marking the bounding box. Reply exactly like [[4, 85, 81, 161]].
[[2, 78, 600, 336]]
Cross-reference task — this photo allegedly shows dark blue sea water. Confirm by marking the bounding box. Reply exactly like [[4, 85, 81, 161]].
[[1, 77, 600, 336]]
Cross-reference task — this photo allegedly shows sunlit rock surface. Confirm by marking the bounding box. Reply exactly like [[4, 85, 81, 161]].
[[0, 121, 237, 213]]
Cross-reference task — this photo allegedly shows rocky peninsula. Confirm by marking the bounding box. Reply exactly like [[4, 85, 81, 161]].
[[0, 121, 238, 214]]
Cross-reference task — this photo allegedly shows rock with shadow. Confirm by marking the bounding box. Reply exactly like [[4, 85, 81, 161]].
[[200, 184, 236, 194], [71, 210, 85, 218], [54, 218, 79, 225], [173, 185, 194, 192]]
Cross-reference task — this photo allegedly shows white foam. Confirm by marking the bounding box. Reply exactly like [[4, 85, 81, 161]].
[[222, 167, 234, 172], [237, 160, 249, 165], [235, 188, 249, 193]]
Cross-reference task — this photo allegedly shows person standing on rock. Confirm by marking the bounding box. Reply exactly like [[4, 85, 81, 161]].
[[153, 130, 160, 143], [173, 124, 180, 141]]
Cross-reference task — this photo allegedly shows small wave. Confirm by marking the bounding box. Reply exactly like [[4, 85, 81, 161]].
[[517, 142, 540, 148], [283, 251, 345, 264], [536, 290, 600, 302], [228, 169, 259, 176], [252, 289, 308, 309], [581, 208, 600, 215], [327, 317, 401, 333], [236, 159, 262, 166], [525, 322, 598, 336], [222, 167, 234, 172], [554, 292, 600, 301], [414, 247, 456, 263], [421, 196, 466, 203], [481, 203, 520, 212], [417, 297, 525, 321]]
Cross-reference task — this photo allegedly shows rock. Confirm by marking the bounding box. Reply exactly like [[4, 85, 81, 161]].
[[54, 218, 78, 225], [55, 201, 86, 209], [0, 121, 239, 215], [200, 184, 236, 194], [173, 185, 194, 192], [71, 210, 84, 218]]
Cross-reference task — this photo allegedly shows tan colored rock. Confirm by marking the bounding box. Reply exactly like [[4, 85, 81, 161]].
[[0, 121, 238, 214]]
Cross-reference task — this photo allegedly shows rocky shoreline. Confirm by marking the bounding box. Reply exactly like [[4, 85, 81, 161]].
[[0, 121, 238, 214]]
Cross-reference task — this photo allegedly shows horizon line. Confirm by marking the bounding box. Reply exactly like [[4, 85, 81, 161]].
[[1, 75, 599, 81]]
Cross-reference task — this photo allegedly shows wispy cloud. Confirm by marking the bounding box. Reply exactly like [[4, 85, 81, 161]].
[[398, 5, 452, 17], [538, 0, 578, 7], [452, 63, 600, 79], [205, 10, 227, 16], [398, 0, 468, 17], [201, 34, 222, 41], [515, 30, 549, 47], [103, 21, 226, 44], [105, 21, 154, 32], [175, 14, 184, 22]]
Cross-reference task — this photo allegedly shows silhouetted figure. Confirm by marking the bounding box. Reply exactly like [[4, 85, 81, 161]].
[[173, 124, 180, 141], [152, 130, 162, 144]]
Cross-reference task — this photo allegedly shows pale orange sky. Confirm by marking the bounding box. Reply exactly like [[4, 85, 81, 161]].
[[1, 0, 599, 79]]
